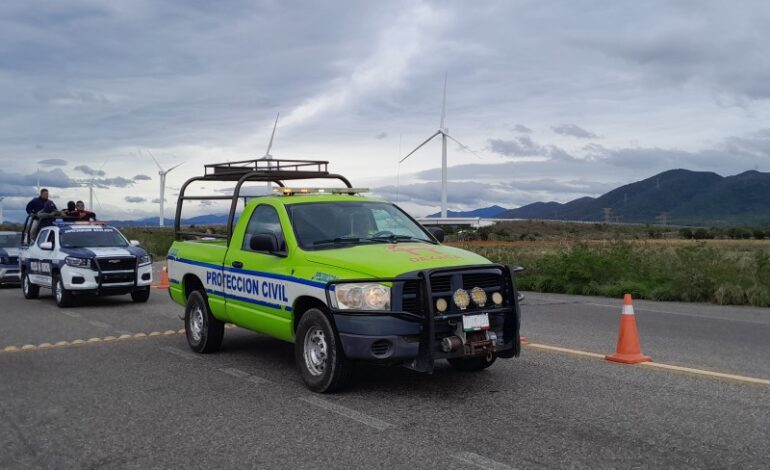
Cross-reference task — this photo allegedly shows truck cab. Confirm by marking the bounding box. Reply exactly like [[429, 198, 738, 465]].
[[168, 159, 522, 392], [19, 220, 153, 307]]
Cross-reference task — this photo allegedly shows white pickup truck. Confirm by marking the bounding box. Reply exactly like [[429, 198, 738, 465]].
[[19, 221, 153, 307]]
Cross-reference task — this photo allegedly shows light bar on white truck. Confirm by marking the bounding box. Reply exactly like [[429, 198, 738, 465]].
[[273, 187, 369, 196]]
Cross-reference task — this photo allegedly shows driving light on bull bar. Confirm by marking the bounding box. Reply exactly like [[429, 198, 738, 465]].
[[334, 283, 390, 310], [492, 292, 504, 306], [435, 298, 448, 312], [470, 287, 487, 307], [452, 289, 470, 310]]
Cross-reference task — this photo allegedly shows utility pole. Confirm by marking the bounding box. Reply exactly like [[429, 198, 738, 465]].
[[603, 207, 613, 224]]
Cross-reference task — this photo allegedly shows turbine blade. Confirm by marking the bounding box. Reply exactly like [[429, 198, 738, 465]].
[[166, 162, 184, 173], [446, 134, 483, 160], [146, 149, 163, 171], [265, 112, 279, 157], [439, 72, 447, 130], [399, 130, 441, 164]]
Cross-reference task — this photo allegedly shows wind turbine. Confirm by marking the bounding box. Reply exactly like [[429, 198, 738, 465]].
[[0, 197, 5, 224], [147, 150, 183, 227], [400, 74, 480, 219], [260, 112, 280, 193]]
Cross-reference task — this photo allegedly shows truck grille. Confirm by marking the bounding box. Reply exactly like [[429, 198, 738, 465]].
[[99, 272, 136, 284], [398, 268, 507, 315], [96, 257, 136, 272]]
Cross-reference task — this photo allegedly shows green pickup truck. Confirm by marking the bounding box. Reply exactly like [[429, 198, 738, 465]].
[[168, 159, 522, 392]]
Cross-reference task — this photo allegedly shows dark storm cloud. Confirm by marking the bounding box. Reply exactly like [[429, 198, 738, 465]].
[[0, 168, 79, 197], [125, 196, 146, 203], [74, 165, 106, 177], [37, 158, 68, 166], [133, 174, 152, 181], [487, 136, 579, 162], [552, 124, 597, 139], [512, 124, 532, 134], [374, 132, 388, 140], [151, 198, 165, 204], [93, 177, 135, 188]]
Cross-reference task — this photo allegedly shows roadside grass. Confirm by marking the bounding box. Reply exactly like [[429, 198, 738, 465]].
[[452, 240, 770, 307], [121, 227, 175, 259]]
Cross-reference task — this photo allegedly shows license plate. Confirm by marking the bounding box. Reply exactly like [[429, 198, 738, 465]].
[[463, 313, 490, 332]]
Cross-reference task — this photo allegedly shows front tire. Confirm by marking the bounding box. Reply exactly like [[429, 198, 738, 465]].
[[185, 291, 224, 353], [53, 275, 75, 308], [448, 351, 497, 371], [131, 287, 151, 303], [22, 272, 39, 299], [295, 308, 352, 393]]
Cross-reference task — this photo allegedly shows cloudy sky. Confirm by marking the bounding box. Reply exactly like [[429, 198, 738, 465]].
[[2, 0, 770, 222]]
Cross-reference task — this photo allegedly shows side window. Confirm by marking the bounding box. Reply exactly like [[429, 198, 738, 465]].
[[242, 205, 286, 253], [36, 229, 50, 247]]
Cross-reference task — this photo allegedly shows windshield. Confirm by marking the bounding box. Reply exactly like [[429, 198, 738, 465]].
[[286, 201, 433, 250], [0, 233, 21, 248], [60, 228, 128, 248]]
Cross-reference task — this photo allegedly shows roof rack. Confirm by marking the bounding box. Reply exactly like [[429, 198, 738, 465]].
[[175, 158, 355, 243]]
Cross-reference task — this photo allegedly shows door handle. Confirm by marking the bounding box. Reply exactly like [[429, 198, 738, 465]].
[[231, 261, 243, 269]]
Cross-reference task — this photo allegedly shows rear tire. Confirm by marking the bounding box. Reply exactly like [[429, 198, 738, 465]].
[[448, 351, 497, 371], [295, 308, 352, 393], [131, 287, 151, 303], [53, 275, 75, 308], [185, 291, 224, 353], [22, 272, 39, 299]]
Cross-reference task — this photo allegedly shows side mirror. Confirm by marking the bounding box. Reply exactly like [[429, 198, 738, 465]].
[[250, 233, 279, 253], [40, 241, 53, 251], [427, 227, 445, 243], [512, 265, 525, 275], [130, 240, 141, 247]]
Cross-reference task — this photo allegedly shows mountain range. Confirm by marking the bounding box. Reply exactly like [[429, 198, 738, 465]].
[[494, 169, 770, 226], [110, 169, 769, 227]]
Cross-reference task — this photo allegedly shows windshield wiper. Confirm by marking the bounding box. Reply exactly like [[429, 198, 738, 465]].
[[313, 236, 369, 246], [367, 234, 431, 243]]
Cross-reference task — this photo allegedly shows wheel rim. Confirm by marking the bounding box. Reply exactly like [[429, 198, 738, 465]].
[[55, 279, 63, 303], [189, 305, 204, 342], [303, 327, 328, 376]]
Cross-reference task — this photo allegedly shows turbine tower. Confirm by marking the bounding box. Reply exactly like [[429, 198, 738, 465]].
[[400, 74, 479, 218], [0, 196, 5, 224], [147, 150, 183, 227], [261, 112, 280, 193]]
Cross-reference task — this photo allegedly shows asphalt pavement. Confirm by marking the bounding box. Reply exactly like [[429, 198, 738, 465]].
[[1, 279, 768, 469]]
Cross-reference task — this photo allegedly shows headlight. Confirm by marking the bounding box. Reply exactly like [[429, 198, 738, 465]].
[[65, 257, 91, 268], [492, 292, 504, 305], [334, 283, 390, 310], [138, 254, 152, 266]]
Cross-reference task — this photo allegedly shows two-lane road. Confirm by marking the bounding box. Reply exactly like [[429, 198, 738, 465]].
[[1, 283, 768, 469]]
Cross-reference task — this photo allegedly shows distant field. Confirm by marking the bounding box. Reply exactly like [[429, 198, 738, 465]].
[[453, 240, 770, 307]]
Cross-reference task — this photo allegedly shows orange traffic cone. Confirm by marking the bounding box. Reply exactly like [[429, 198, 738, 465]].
[[605, 294, 652, 364], [153, 264, 169, 289]]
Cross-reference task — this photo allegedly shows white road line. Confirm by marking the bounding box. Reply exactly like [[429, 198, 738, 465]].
[[585, 302, 767, 324], [159, 346, 199, 360], [299, 396, 393, 431], [219, 367, 251, 378], [452, 452, 514, 470], [217, 367, 270, 384], [88, 320, 111, 329]]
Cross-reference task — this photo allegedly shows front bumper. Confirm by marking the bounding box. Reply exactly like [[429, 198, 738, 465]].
[[61, 263, 153, 293], [0, 266, 20, 283], [326, 264, 522, 372]]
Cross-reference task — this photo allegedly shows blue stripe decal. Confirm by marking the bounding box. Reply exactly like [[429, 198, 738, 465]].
[[168, 256, 327, 289], [205, 289, 283, 310]]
